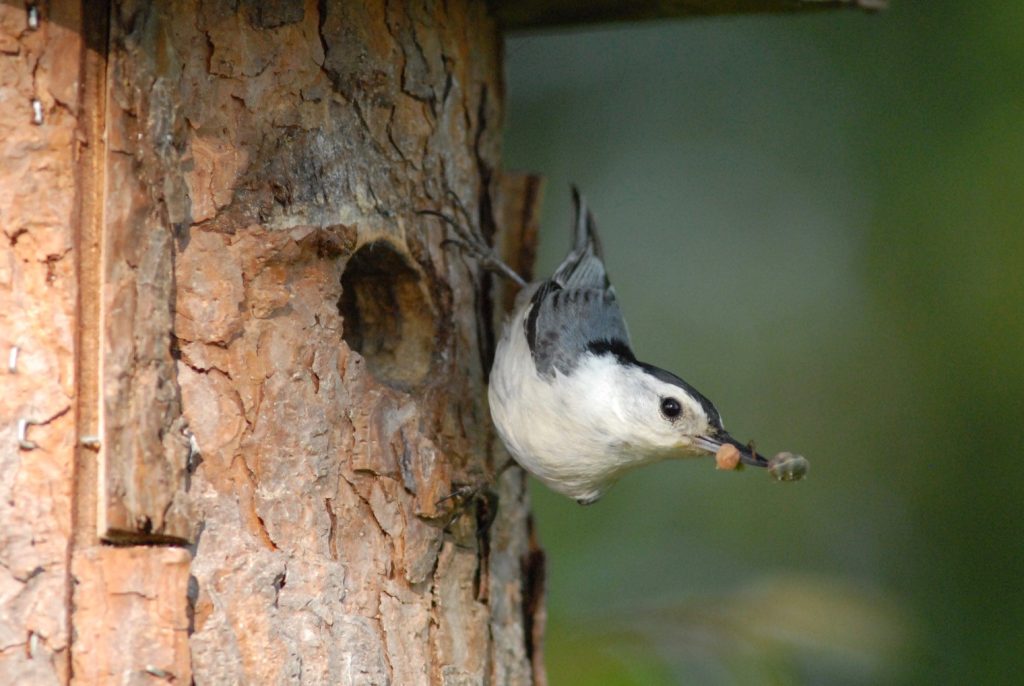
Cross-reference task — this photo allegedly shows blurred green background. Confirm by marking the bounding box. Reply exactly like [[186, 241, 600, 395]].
[[503, 1, 1024, 684]]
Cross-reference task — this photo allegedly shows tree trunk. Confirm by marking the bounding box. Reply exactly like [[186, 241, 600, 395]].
[[1, 1, 544, 683], [1, 0, 867, 682]]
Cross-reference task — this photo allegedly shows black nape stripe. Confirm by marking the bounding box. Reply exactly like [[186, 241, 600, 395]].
[[636, 361, 724, 431], [588, 338, 724, 431], [586, 338, 636, 364]]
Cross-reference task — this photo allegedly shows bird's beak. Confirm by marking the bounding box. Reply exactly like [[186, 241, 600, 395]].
[[694, 432, 770, 468]]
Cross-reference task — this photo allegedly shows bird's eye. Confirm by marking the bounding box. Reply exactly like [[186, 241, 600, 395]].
[[660, 397, 682, 419]]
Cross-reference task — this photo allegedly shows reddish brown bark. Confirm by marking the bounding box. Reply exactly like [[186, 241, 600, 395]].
[[0, 2, 83, 682], [5, 1, 545, 683]]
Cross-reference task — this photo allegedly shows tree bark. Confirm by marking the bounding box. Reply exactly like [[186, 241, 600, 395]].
[[0, 1, 93, 682], [2, 0, 545, 683]]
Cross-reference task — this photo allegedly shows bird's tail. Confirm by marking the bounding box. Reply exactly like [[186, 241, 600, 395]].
[[553, 186, 609, 288], [572, 185, 603, 257]]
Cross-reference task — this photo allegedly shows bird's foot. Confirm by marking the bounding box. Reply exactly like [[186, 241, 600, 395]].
[[418, 191, 526, 287], [434, 458, 518, 535], [435, 482, 500, 537]]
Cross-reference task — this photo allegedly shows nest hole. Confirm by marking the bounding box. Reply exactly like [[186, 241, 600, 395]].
[[338, 241, 434, 388]]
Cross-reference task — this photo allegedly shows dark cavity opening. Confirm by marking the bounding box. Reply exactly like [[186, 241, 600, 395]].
[[338, 241, 434, 388]]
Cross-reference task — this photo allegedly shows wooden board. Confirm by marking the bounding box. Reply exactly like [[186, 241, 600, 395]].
[[495, 0, 886, 30]]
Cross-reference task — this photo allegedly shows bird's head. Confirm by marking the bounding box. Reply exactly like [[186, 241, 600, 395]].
[[582, 340, 768, 468]]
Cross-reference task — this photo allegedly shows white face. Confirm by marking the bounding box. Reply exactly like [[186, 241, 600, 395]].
[[617, 366, 714, 457], [567, 354, 717, 461]]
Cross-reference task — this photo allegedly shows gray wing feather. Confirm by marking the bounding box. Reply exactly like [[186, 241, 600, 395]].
[[525, 189, 632, 377]]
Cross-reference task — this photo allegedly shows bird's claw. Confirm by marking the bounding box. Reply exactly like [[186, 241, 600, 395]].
[[419, 196, 527, 287], [435, 482, 499, 534]]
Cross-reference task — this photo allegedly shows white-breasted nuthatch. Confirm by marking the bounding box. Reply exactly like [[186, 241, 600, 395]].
[[490, 189, 791, 504], [429, 188, 802, 505]]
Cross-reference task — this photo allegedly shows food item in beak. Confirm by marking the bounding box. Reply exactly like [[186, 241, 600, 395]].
[[715, 443, 741, 471]]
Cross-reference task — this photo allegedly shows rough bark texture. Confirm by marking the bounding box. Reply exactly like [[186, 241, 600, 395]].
[[98, 0, 193, 541], [155, 1, 542, 680], [0, 3, 82, 683], [3, 0, 548, 683]]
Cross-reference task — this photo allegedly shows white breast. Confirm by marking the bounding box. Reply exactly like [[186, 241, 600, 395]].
[[488, 303, 647, 503]]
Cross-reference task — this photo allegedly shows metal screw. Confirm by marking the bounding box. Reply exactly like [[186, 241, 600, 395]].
[[31, 99, 43, 125], [17, 418, 38, 450], [144, 665, 174, 679], [184, 427, 201, 458], [27, 5, 39, 30], [80, 435, 101, 450], [7, 346, 19, 373]]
